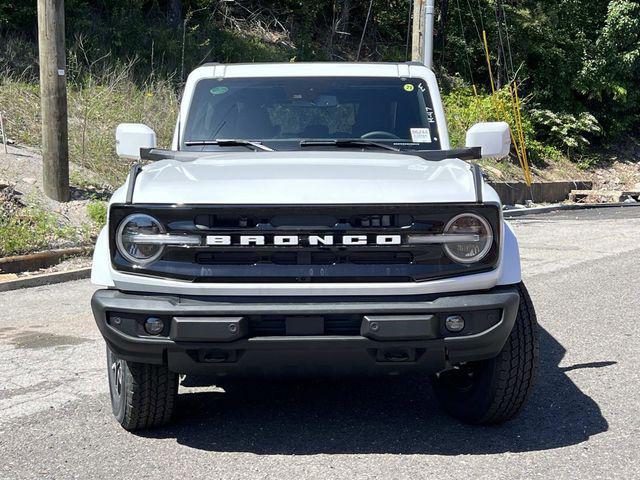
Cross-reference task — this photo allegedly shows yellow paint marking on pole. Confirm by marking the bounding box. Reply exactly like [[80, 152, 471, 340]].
[[509, 82, 531, 185], [508, 84, 525, 170], [482, 30, 496, 95], [512, 81, 532, 185]]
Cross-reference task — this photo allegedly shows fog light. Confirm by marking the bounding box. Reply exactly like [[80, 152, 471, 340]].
[[445, 315, 465, 332], [144, 317, 164, 335]]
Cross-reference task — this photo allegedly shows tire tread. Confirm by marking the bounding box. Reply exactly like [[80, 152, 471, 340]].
[[120, 362, 178, 431], [479, 283, 539, 424]]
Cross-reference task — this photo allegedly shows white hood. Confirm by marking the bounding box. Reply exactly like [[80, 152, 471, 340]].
[[129, 151, 480, 204]]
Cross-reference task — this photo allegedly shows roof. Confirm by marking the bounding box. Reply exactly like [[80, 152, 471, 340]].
[[187, 62, 432, 81]]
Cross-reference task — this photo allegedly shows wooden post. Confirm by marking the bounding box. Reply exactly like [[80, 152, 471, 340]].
[[37, 0, 69, 202], [411, 0, 424, 61]]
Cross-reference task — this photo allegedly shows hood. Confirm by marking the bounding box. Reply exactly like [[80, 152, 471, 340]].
[[129, 151, 480, 204]]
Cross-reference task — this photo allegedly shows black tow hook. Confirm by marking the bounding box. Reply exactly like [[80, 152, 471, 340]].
[[380, 349, 413, 363], [199, 349, 232, 363]]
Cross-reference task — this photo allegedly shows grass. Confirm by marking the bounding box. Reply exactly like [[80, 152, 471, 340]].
[[0, 204, 85, 257], [86, 200, 108, 226], [0, 70, 179, 186]]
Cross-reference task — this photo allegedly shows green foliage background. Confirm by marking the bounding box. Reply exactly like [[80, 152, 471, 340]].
[[1, 0, 639, 150]]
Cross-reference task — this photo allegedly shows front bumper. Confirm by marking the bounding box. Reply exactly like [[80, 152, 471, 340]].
[[91, 286, 520, 377]]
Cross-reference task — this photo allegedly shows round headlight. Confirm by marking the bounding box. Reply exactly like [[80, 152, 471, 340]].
[[443, 213, 493, 264], [116, 214, 165, 265]]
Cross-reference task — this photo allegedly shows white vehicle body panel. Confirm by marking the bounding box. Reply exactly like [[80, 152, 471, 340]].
[[109, 267, 504, 297], [91, 227, 114, 287], [129, 153, 480, 205], [94, 62, 522, 295]]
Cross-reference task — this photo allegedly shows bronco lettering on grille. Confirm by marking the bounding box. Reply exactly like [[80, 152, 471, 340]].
[[205, 234, 402, 246]]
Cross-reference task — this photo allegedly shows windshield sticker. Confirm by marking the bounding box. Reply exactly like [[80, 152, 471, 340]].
[[425, 106, 436, 123], [410, 128, 432, 143], [209, 86, 229, 95], [403, 84, 415, 92]]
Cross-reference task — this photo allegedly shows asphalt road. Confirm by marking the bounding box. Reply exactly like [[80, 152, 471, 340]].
[[1, 207, 639, 479]]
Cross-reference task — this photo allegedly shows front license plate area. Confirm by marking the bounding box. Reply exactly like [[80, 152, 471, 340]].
[[285, 316, 325, 336]]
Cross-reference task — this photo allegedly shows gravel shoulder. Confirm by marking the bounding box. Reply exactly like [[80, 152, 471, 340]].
[[0, 145, 109, 265]]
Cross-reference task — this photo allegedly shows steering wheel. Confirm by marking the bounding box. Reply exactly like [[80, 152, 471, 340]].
[[360, 131, 401, 140]]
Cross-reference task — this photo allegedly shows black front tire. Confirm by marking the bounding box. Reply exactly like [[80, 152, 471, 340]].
[[107, 347, 179, 431], [431, 283, 539, 425]]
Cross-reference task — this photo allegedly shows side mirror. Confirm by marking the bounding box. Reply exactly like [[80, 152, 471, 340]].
[[465, 122, 511, 159], [115, 123, 157, 160]]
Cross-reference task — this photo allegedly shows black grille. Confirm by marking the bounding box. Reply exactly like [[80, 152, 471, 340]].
[[193, 213, 414, 229], [110, 204, 501, 283], [195, 251, 414, 266]]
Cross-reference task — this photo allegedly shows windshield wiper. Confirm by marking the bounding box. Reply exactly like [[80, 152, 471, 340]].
[[301, 140, 482, 161], [300, 139, 400, 152], [184, 139, 274, 152]]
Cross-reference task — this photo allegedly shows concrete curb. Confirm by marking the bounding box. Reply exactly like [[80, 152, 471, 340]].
[[0, 247, 93, 274], [490, 181, 593, 205], [504, 202, 640, 218], [0, 268, 91, 293]]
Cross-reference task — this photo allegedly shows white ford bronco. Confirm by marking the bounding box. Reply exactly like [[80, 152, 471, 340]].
[[91, 62, 539, 430]]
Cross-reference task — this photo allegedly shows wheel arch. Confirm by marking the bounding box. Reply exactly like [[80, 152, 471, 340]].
[[497, 220, 522, 285], [91, 226, 115, 287]]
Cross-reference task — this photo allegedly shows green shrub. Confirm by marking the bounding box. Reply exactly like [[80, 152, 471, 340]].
[[0, 205, 81, 257], [87, 201, 108, 226], [443, 87, 565, 164], [529, 109, 602, 156], [443, 88, 509, 148]]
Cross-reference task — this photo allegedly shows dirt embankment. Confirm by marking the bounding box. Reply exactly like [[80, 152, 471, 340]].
[[0, 145, 111, 277], [0, 145, 111, 227]]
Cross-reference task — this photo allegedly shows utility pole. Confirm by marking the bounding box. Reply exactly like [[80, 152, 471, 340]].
[[411, 0, 436, 68], [423, 0, 435, 68], [37, 0, 69, 202], [411, 0, 423, 62]]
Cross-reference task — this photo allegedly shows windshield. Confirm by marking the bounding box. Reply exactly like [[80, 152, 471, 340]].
[[182, 76, 441, 151]]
